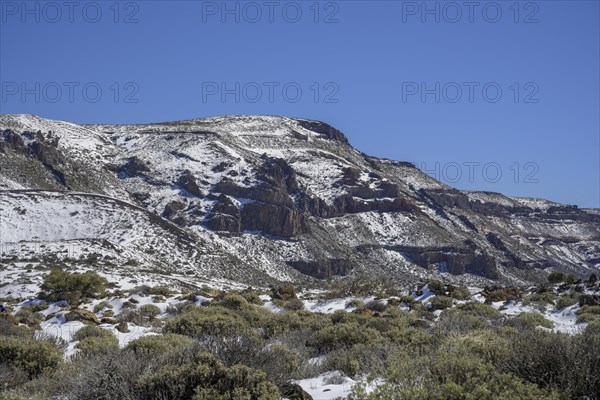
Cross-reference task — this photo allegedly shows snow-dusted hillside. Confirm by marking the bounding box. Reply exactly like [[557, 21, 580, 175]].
[[1, 114, 599, 287]]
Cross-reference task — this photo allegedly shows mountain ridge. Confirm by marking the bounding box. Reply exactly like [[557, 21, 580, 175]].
[[1, 113, 598, 288]]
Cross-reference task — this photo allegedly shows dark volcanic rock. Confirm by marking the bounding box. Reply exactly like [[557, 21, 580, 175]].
[[118, 156, 150, 177], [340, 167, 361, 186], [391, 245, 499, 278], [295, 119, 349, 144], [212, 179, 252, 198], [176, 170, 204, 197], [0, 129, 27, 153], [162, 200, 186, 223], [205, 194, 241, 233], [258, 155, 299, 193], [26, 134, 68, 187], [241, 202, 306, 237], [250, 185, 294, 207]]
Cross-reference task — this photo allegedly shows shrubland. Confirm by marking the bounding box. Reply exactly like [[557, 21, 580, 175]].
[[0, 272, 599, 399]]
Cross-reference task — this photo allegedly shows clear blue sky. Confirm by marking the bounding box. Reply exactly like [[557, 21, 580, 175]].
[[1, 0, 598, 207]]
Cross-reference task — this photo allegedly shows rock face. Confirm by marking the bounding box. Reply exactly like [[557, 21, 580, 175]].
[[390, 245, 499, 278], [1, 114, 599, 287], [176, 170, 204, 197], [241, 202, 306, 237], [117, 157, 150, 177], [206, 194, 241, 232]]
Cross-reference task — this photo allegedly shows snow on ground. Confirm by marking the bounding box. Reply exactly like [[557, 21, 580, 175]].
[[296, 372, 380, 400], [303, 297, 357, 314]]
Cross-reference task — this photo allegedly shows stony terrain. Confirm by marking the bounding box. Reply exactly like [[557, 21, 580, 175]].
[[1, 114, 599, 288]]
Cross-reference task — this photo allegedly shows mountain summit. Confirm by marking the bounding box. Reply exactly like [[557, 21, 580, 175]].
[[1, 114, 598, 287]]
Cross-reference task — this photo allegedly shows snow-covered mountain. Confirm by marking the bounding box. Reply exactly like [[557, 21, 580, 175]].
[[1, 114, 598, 287]]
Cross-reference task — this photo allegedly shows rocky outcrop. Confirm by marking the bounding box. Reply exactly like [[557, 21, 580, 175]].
[[176, 170, 204, 197], [205, 194, 241, 233], [0, 129, 27, 153], [117, 156, 150, 177], [388, 244, 499, 279], [257, 154, 299, 194], [1, 130, 70, 188], [162, 200, 188, 226], [295, 119, 349, 144], [234, 156, 308, 237], [241, 203, 306, 237]]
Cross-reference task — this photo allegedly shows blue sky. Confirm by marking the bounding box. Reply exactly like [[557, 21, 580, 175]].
[[1, 0, 598, 207]]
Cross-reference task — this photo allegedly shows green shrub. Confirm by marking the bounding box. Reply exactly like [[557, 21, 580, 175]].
[[0, 336, 62, 377], [576, 313, 597, 324], [555, 294, 577, 310], [20, 302, 48, 313], [93, 301, 113, 313], [530, 291, 557, 305], [139, 304, 161, 320], [212, 293, 252, 311], [576, 305, 600, 316], [438, 309, 493, 334], [239, 287, 264, 305], [483, 286, 522, 303], [40, 269, 109, 305], [75, 334, 119, 355], [126, 333, 192, 354], [163, 306, 248, 338], [14, 309, 44, 327], [281, 298, 304, 311], [324, 342, 393, 377], [426, 279, 445, 295], [429, 296, 453, 311], [456, 302, 502, 319], [146, 285, 174, 297], [311, 322, 381, 352], [585, 319, 600, 335], [0, 318, 32, 338], [365, 300, 387, 313], [345, 299, 364, 309], [507, 312, 553, 329], [497, 328, 600, 398], [73, 325, 114, 341], [271, 284, 296, 301], [447, 285, 471, 300], [263, 310, 329, 338], [351, 348, 560, 400], [192, 364, 280, 400], [133, 348, 280, 400], [399, 295, 416, 305]]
